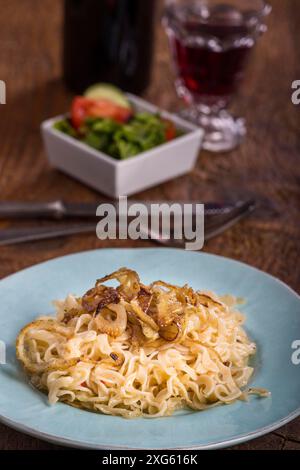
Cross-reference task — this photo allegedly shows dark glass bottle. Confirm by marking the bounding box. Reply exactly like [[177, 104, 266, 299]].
[[63, 0, 157, 94]]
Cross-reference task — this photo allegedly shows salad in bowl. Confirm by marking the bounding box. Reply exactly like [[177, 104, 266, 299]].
[[54, 83, 180, 160]]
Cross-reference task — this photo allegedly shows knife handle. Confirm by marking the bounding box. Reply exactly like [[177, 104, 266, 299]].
[[0, 201, 66, 219], [0, 223, 96, 246]]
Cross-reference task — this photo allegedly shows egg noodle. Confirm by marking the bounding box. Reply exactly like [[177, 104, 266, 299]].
[[16, 268, 269, 417]]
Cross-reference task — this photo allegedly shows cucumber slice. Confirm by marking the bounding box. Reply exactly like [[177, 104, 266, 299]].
[[84, 83, 131, 109]]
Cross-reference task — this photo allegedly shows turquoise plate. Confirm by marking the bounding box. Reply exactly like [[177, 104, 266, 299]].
[[0, 248, 299, 449]]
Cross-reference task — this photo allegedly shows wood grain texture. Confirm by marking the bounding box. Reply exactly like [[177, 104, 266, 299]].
[[0, 0, 299, 450]]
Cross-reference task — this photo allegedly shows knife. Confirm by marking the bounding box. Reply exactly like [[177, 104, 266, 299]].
[[0, 200, 256, 247], [0, 200, 250, 219]]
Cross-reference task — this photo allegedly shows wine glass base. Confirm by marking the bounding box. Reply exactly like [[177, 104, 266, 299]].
[[179, 107, 246, 153]]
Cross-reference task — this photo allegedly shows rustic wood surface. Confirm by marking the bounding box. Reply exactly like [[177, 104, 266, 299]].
[[0, 0, 299, 450]]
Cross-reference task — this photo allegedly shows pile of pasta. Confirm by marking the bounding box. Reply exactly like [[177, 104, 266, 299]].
[[16, 268, 268, 417]]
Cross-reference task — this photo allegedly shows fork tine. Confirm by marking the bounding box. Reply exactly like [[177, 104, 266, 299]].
[[204, 200, 256, 240]]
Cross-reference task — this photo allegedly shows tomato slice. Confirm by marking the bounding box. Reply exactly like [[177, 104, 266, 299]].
[[71, 97, 89, 129], [163, 119, 176, 141], [71, 96, 132, 129], [88, 99, 132, 123]]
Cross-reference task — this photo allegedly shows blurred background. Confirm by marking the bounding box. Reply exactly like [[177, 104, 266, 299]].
[[0, 0, 299, 450], [0, 0, 299, 278]]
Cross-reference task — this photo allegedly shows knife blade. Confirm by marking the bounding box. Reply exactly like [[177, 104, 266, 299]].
[[0, 200, 249, 219]]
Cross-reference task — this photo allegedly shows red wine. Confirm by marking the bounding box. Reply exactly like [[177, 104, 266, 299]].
[[63, 0, 157, 94], [164, 3, 258, 107]]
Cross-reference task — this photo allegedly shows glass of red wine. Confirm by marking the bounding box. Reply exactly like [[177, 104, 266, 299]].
[[163, 0, 271, 152]]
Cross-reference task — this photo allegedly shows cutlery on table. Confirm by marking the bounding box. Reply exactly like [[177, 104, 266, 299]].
[[0, 200, 251, 219], [0, 200, 256, 247]]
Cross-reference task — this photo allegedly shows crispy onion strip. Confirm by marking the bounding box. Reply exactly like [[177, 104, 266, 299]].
[[137, 286, 152, 313], [129, 299, 159, 332], [96, 268, 140, 301], [82, 285, 119, 313], [197, 292, 225, 308], [94, 303, 127, 337], [159, 320, 181, 342], [16, 320, 77, 374]]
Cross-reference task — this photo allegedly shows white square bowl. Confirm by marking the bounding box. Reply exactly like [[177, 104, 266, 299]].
[[41, 94, 203, 198]]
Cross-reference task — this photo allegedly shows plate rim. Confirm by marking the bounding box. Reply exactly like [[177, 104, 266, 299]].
[[0, 247, 299, 450], [1, 247, 299, 302], [0, 405, 299, 450]]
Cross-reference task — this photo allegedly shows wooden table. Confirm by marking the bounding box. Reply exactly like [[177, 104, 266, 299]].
[[0, 0, 299, 450]]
